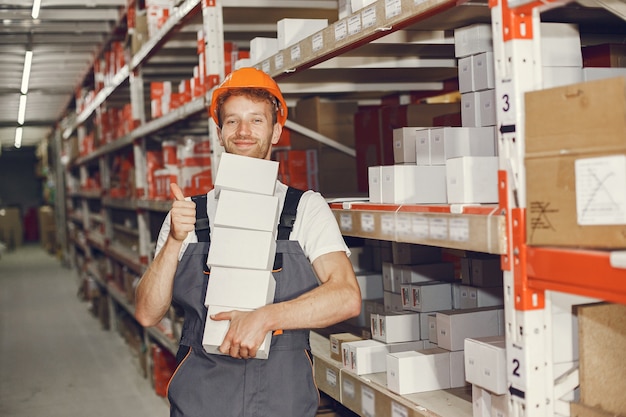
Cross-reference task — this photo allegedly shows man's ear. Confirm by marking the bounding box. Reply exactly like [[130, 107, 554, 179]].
[[216, 126, 224, 146], [271, 123, 283, 145]]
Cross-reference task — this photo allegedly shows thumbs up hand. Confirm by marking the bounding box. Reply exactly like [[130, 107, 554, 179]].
[[169, 183, 196, 242]]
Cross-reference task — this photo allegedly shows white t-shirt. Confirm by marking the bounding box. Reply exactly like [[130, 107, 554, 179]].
[[154, 181, 350, 263]]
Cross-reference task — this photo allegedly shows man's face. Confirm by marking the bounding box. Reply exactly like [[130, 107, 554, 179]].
[[217, 94, 282, 160]]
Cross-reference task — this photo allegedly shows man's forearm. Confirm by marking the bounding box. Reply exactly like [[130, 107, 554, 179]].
[[134, 236, 182, 327]]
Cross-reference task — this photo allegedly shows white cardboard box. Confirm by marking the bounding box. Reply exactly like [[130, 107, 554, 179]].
[[428, 313, 438, 344], [202, 305, 273, 359], [343, 339, 389, 375], [371, 312, 421, 344], [415, 128, 431, 165], [384, 290, 404, 313], [277, 18, 328, 50], [461, 89, 496, 127], [381, 165, 447, 204], [214, 153, 278, 197], [250, 37, 279, 64], [356, 272, 384, 300], [386, 348, 451, 395], [454, 23, 492, 58], [464, 335, 507, 394], [430, 126, 496, 165], [408, 281, 453, 313], [450, 350, 467, 388], [473, 51, 495, 91], [436, 307, 503, 351], [207, 226, 276, 270], [214, 190, 279, 232], [458, 55, 474, 93], [382, 262, 395, 292], [204, 267, 275, 309], [368, 165, 383, 203], [446, 156, 499, 204], [540, 23, 582, 67], [400, 262, 455, 285], [393, 127, 421, 164]]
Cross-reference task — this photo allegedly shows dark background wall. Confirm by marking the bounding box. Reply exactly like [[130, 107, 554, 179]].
[[0, 146, 44, 229]]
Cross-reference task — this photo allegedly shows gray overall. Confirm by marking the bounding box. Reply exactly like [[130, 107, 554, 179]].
[[167, 188, 321, 417]]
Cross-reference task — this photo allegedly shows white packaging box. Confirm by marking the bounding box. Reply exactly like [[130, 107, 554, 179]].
[[472, 385, 492, 417], [582, 67, 626, 82], [393, 127, 425, 164], [540, 23, 582, 67], [204, 267, 275, 309], [461, 89, 496, 127], [386, 348, 451, 395], [428, 313, 438, 344], [202, 305, 273, 359], [381, 165, 447, 204], [430, 127, 496, 166], [415, 129, 431, 165], [372, 312, 421, 344], [454, 23, 492, 58], [368, 165, 383, 203], [214, 190, 279, 232], [382, 262, 395, 292], [473, 51, 495, 91], [436, 307, 503, 351], [330, 332, 362, 363], [446, 156, 499, 204], [384, 290, 404, 313], [356, 272, 384, 300], [351, 0, 377, 12], [400, 262, 455, 284], [458, 55, 474, 93], [391, 242, 442, 265], [542, 66, 583, 89], [419, 312, 430, 340], [464, 335, 507, 394], [452, 282, 466, 309], [207, 227, 276, 270], [277, 18, 327, 50], [409, 282, 453, 313], [400, 284, 412, 310], [343, 339, 389, 375], [250, 37, 279, 64], [450, 350, 467, 388], [214, 153, 278, 197]]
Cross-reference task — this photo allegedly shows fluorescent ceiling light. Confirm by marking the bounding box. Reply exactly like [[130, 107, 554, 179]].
[[18, 94, 27, 125], [32, 0, 41, 19], [21, 50, 33, 94], [15, 127, 23, 148]]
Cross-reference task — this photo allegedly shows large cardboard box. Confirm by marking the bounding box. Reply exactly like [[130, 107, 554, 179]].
[[578, 303, 626, 416], [525, 76, 626, 247], [291, 97, 359, 196]]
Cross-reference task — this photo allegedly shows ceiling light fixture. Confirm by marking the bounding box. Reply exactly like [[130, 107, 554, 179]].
[[32, 0, 41, 19], [18, 94, 28, 125], [15, 127, 23, 149], [21, 50, 33, 94]]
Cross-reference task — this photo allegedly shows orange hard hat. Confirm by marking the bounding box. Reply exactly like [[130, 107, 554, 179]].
[[209, 67, 288, 126]]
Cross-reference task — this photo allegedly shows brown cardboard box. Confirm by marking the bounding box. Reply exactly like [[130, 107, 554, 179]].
[[291, 97, 359, 196], [0, 207, 23, 249], [578, 303, 626, 416], [525, 76, 626, 247]]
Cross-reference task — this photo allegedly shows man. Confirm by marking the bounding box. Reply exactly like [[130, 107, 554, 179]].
[[135, 67, 362, 417]]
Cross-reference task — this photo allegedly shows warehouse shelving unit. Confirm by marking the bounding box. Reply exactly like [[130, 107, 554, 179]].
[[55, 0, 626, 415]]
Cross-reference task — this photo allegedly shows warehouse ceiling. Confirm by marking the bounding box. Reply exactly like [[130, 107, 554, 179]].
[[0, 0, 625, 151], [0, 0, 125, 149]]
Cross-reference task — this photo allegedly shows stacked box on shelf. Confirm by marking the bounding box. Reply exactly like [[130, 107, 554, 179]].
[[274, 149, 319, 191], [203, 153, 280, 359]]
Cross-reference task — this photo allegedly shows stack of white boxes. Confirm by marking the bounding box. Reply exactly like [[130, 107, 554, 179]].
[[450, 23, 499, 205], [202, 153, 280, 359]]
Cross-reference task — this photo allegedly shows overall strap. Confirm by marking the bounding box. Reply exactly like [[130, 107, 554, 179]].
[[191, 194, 210, 242], [273, 187, 305, 271]]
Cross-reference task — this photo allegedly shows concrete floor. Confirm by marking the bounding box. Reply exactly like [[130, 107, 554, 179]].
[[0, 244, 169, 417]]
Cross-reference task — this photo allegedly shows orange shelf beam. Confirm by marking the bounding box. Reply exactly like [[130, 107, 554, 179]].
[[526, 247, 626, 305]]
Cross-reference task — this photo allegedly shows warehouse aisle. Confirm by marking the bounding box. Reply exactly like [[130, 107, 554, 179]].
[[0, 244, 168, 417]]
